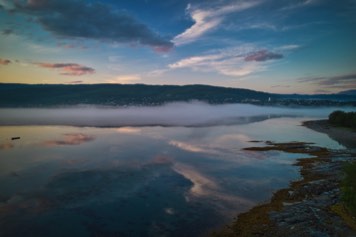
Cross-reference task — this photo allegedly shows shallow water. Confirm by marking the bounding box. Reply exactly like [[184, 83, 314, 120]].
[[0, 105, 347, 237]]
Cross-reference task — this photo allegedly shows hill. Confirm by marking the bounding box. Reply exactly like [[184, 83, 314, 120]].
[[338, 90, 356, 96], [0, 83, 355, 107]]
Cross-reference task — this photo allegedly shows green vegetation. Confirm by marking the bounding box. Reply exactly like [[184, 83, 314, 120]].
[[0, 83, 272, 107], [330, 204, 356, 230], [328, 111, 356, 129], [332, 161, 356, 230], [342, 162, 356, 216], [0, 83, 355, 107]]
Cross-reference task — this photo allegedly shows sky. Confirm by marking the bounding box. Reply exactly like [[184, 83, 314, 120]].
[[0, 0, 355, 94]]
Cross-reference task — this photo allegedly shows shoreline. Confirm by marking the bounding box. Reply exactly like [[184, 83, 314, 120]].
[[214, 120, 356, 236], [303, 119, 356, 149]]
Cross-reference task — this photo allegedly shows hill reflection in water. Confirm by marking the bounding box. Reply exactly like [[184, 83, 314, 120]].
[[0, 105, 348, 237]]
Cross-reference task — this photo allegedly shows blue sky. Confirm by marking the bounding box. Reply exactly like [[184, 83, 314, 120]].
[[0, 0, 355, 94]]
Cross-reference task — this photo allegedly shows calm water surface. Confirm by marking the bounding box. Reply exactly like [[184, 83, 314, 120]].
[[0, 107, 346, 237]]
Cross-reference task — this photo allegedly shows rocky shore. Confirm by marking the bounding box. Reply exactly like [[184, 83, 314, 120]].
[[214, 120, 356, 237]]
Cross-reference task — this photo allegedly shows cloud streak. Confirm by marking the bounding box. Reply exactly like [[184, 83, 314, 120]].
[[168, 46, 266, 77], [35, 63, 95, 76], [173, 1, 260, 45], [244, 50, 283, 62], [2, 29, 13, 35], [13, 0, 173, 50], [67, 80, 83, 84], [298, 73, 356, 89], [166, 42, 293, 77], [281, 0, 320, 10]]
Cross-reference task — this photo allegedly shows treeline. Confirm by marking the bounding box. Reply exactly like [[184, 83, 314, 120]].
[[0, 83, 272, 107], [329, 111, 356, 129], [0, 83, 355, 107]]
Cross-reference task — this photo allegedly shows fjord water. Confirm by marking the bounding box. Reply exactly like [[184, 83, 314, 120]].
[[0, 104, 349, 237]]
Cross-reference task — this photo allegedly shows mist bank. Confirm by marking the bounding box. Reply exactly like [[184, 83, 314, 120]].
[[0, 102, 354, 127]]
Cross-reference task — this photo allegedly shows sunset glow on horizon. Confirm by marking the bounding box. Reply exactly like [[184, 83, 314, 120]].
[[0, 0, 355, 94]]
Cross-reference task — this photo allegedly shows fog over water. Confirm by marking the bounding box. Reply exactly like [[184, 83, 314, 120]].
[[0, 102, 352, 127], [0, 102, 352, 237]]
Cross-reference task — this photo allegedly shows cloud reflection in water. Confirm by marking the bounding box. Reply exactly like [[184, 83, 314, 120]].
[[0, 142, 14, 150], [115, 127, 142, 134], [43, 133, 95, 146], [172, 163, 254, 215]]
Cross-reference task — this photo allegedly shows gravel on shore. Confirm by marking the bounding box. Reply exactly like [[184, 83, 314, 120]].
[[213, 120, 356, 237]]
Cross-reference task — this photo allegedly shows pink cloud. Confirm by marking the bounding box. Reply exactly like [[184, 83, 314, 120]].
[[67, 80, 83, 84], [244, 50, 283, 62], [153, 45, 173, 53], [35, 63, 95, 76], [0, 58, 11, 65]]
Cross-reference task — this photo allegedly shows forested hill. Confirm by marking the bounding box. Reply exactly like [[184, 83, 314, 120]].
[[0, 83, 355, 107], [0, 83, 272, 106]]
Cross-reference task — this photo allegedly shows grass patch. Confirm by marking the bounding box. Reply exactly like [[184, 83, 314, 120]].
[[342, 162, 356, 216], [331, 161, 356, 231], [331, 204, 356, 230]]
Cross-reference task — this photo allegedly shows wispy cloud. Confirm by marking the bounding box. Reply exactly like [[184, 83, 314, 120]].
[[173, 1, 260, 46], [168, 46, 271, 77], [281, 0, 320, 10], [314, 89, 331, 94], [43, 133, 95, 146], [242, 22, 278, 31], [2, 29, 13, 35], [147, 69, 170, 77], [0, 0, 15, 10], [12, 0, 173, 50], [0, 58, 11, 65], [57, 43, 88, 50], [35, 63, 95, 76], [298, 73, 356, 89], [158, 43, 296, 79], [107, 74, 141, 84], [277, 44, 301, 51], [244, 50, 283, 62], [67, 80, 83, 84], [271, 84, 291, 88]]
